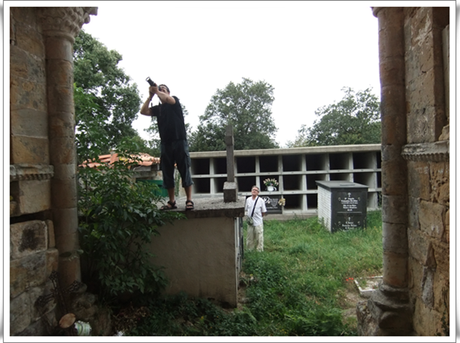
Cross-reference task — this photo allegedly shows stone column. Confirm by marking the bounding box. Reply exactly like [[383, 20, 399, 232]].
[[223, 124, 238, 202], [37, 7, 97, 289], [358, 7, 412, 335]]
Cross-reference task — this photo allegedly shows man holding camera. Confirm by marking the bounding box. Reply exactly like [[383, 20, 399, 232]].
[[140, 82, 194, 211]]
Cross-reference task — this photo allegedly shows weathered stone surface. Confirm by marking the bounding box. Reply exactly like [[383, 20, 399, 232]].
[[42, 35, 74, 60], [408, 196, 420, 230], [10, 220, 48, 260], [381, 195, 408, 223], [16, 310, 57, 336], [11, 136, 50, 165], [382, 222, 407, 255], [432, 239, 449, 276], [48, 137, 77, 164], [46, 83, 74, 116], [356, 300, 382, 336], [10, 291, 32, 335], [381, 160, 407, 195], [432, 271, 449, 313], [382, 252, 408, 288], [172, 196, 245, 219], [407, 161, 430, 200], [407, 227, 435, 267], [51, 177, 78, 208], [16, 179, 51, 215], [412, 296, 443, 336], [29, 281, 57, 322], [10, 108, 48, 138], [223, 181, 238, 203], [10, 78, 47, 112], [13, 16, 45, 57], [429, 161, 449, 205], [45, 219, 56, 248], [421, 266, 435, 308], [10, 252, 47, 298], [53, 208, 79, 239], [46, 248, 59, 277], [408, 256, 423, 297], [10, 164, 54, 182], [419, 200, 446, 240]]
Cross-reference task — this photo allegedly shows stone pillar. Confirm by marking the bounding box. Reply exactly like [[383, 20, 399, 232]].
[[357, 7, 412, 335], [37, 7, 97, 289], [223, 124, 238, 202]]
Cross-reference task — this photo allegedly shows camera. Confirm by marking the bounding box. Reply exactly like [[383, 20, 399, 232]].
[[146, 77, 156, 87]]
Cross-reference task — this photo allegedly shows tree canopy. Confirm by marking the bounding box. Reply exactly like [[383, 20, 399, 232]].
[[73, 30, 145, 160], [288, 87, 381, 147], [189, 78, 279, 151]]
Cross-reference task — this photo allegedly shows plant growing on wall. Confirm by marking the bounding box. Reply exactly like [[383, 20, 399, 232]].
[[77, 141, 184, 302]]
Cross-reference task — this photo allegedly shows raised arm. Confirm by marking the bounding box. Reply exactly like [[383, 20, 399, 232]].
[[140, 85, 176, 116]]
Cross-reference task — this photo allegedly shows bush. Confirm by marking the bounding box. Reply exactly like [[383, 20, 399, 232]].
[[78, 150, 184, 303]]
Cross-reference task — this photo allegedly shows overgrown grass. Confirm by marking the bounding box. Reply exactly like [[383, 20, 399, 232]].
[[123, 211, 383, 336]]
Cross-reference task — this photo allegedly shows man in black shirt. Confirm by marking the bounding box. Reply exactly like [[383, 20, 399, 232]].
[[140, 84, 194, 210]]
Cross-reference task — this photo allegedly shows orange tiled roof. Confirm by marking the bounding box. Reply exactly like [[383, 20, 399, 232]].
[[81, 152, 160, 168]]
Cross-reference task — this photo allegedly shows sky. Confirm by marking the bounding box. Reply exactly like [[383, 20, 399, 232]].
[[80, 1, 382, 147]]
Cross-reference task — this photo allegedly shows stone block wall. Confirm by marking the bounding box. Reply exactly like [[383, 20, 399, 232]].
[[10, 220, 59, 335], [403, 7, 450, 336], [10, 7, 59, 335], [358, 7, 449, 336], [407, 159, 449, 335], [9, 7, 97, 336]]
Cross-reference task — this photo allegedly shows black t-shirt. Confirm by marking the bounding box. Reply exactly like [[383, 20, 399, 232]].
[[151, 96, 187, 142]]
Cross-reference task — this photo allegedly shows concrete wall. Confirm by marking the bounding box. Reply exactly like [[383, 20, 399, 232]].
[[147, 197, 245, 307]]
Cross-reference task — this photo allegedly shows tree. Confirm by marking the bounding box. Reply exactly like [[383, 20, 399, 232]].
[[73, 30, 142, 158], [288, 87, 381, 147], [190, 78, 279, 151]]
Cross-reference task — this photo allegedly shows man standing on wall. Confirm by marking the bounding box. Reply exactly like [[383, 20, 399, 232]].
[[245, 185, 267, 251], [140, 83, 194, 211]]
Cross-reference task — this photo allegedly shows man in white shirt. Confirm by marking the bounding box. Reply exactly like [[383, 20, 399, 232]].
[[245, 185, 267, 252]]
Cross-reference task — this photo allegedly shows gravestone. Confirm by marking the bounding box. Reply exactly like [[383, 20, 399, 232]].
[[260, 194, 282, 214], [223, 125, 238, 202], [316, 181, 368, 233]]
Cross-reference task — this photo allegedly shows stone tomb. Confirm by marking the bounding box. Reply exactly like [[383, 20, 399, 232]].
[[316, 181, 368, 233], [147, 197, 245, 307]]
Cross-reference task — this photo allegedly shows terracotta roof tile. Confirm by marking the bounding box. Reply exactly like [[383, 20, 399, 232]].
[[81, 152, 160, 168]]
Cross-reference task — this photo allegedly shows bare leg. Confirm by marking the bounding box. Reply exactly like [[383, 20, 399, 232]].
[[167, 188, 175, 207], [184, 185, 192, 202], [184, 185, 194, 210]]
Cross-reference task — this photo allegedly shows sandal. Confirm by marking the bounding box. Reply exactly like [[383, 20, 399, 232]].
[[161, 200, 177, 210], [185, 200, 194, 211]]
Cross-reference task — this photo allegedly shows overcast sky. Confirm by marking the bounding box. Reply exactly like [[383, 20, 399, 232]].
[[78, 1, 386, 147]]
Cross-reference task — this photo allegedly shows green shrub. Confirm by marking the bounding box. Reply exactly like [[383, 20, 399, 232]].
[[78, 150, 184, 302]]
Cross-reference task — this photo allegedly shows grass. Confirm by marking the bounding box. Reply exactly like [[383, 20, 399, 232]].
[[119, 211, 383, 336]]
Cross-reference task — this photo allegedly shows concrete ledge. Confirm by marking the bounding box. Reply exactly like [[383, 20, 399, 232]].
[[170, 196, 245, 219]]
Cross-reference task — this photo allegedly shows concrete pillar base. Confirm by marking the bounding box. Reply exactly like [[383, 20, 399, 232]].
[[223, 181, 238, 203]]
